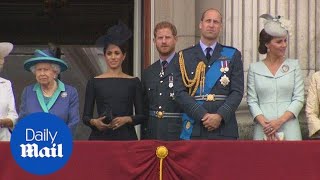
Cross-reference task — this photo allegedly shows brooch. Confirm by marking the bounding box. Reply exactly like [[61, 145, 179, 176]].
[[186, 121, 191, 129], [281, 64, 289, 73], [220, 75, 230, 87], [61, 92, 68, 98]]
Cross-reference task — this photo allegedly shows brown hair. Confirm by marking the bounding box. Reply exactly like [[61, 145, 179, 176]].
[[153, 21, 177, 38], [258, 29, 274, 54], [200, 8, 223, 23], [103, 43, 127, 55]]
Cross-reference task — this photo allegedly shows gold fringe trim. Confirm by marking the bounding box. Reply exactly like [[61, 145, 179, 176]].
[[179, 51, 206, 96]]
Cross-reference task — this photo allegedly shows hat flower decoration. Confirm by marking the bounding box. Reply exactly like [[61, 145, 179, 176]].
[[260, 14, 292, 36]]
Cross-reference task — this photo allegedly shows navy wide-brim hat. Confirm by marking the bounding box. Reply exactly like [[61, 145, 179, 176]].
[[24, 49, 68, 72], [96, 21, 132, 47]]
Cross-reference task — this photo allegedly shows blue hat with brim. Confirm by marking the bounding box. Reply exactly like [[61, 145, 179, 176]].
[[24, 49, 68, 72]]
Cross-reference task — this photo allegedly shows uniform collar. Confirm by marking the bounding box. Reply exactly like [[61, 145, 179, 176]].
[[199, 40, 217, 55], [159, 51, 176, 65]]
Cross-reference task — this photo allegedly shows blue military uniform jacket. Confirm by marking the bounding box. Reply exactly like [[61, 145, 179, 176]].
[[141, 53, 182, 140], [173, 43, 244, 139]]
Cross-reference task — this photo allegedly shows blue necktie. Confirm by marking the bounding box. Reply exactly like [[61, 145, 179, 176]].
[[162, 60, 168, 71], [206, 47, 212, 60]]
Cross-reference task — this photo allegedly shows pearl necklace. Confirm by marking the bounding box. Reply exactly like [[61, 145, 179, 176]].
[[41, 82, 57, 97]]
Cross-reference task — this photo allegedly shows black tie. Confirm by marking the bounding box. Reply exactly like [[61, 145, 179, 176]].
[[162, 60, 168, 71], [206, 47, 212, 60]]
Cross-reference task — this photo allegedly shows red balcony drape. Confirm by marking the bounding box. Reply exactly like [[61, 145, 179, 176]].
[[1, 140, 319, 180]]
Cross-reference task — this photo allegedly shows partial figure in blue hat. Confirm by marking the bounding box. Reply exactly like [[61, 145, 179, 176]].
[[18, 44, 80, 136], [247, 14, 303, 140], [0, 42, 18, 141], [173, 8, 244, 140], [82, 22, 146, 140]]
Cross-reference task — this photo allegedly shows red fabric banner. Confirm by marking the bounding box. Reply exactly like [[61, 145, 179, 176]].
[[1, 140, 320, 180]]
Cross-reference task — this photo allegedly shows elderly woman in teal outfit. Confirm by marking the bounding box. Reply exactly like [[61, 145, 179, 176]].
[[19, 45, 80, 136], [247, 14, 304, 140]]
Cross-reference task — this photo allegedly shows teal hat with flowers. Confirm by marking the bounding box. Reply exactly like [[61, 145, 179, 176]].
[[24, 49, 68, 72]]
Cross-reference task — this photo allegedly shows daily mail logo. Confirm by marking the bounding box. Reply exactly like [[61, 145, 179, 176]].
[[10, 113, 72, 175], [20, 129, 62, 158]]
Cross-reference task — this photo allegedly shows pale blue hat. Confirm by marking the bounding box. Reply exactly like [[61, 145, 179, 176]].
[[260, 14, 291, 37]]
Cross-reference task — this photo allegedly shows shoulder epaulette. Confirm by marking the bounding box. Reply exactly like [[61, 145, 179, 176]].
[[221, 44, 238, 51], [179, 44, 196, 53]]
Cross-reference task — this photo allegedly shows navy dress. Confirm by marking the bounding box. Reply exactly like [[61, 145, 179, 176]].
[[82, 77, 146, 140]]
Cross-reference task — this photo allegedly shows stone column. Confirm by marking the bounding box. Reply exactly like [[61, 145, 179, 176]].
[[152, 0, 196, 63]]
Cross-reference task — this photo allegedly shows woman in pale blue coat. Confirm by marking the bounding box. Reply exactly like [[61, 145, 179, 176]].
[[247, 14, 304, 140]]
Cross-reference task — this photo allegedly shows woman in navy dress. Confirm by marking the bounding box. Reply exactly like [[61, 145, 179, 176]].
[[82, 22, 146, 140]]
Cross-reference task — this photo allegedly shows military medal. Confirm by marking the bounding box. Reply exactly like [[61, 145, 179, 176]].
[[220, 61, 229, 73], [159, 70, 164, 77], [224, 62, 229, 72], [281, 64, 289, 73], [170, 92, 174, 97], [168, 75, 174, 88], [220, 74, 230, 87], [220, 61, 225, 72]]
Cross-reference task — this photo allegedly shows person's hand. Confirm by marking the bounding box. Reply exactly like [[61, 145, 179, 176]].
[[90, 116, 109, 131], [201, 113, 222, 131], [111, 116, 133, 130], [0, 118, 13, 128], [265, 133, 280, 141], [263, 119, 283, 136]]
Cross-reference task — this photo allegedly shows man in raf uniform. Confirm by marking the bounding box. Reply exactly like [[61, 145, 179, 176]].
[[174, 8, 244, 140], [141, 21, 182, 140]]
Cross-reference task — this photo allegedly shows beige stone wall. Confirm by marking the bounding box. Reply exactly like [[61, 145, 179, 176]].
[[152, 0, 224, 59], [152, 0, 195, 62]]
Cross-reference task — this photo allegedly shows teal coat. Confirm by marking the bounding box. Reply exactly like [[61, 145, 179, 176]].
[[247, 59, 304, 140]]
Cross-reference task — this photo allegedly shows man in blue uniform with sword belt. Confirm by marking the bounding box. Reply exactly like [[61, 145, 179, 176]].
[[174, 8, 244, 140]]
